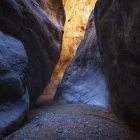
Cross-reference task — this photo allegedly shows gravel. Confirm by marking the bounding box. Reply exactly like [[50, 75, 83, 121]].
[[4, 96, 140, 140]]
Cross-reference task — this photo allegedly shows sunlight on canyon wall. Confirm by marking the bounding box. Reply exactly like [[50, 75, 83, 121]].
[[43, 0, 97, 97]]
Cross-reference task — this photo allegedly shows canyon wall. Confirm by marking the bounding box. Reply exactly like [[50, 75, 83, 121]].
[[1, 0, 140, 138], [0, 0, 65, 106], [54, 9, 109, 108], [0, 0, 65, 138], [0, 31, 29, 139], [94, 0, 140, 127], [43, 0, 97, 97]]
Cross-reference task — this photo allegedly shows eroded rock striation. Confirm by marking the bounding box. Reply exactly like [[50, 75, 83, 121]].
[[0, 0, 65, 106], [54, 9, 109, 108], [0, 31, 29, 139], [95, 0, 140, 127]]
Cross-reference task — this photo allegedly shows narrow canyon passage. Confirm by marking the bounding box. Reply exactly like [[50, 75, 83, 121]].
[[2, 0, 140, 139], [5, 99, 140, 140], [1, 0, 140, 139], [43, 0, 97, 97]]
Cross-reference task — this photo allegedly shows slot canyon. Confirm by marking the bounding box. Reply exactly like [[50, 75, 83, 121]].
[[0, 0, 140, 139], [43, 0, 97, 99]]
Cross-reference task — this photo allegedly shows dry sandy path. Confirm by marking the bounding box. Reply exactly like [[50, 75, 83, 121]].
[[4, 96, 140, 140]]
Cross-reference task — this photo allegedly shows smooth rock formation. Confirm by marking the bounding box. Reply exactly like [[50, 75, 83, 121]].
[[0, 0, 65, 106], [43, 0, 97, 97], [0, 0, 65, 138], [54, 10, 109, 108], [95, 0, 140, 127], [0, 31, 29, 139]]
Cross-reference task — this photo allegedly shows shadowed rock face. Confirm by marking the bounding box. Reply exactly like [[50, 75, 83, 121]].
[[94, 0, 140, 127], [54, 10, 109, 108], [0, 0, 65, 138], [35, 0, 65, 28], [0, 0, 65, 106], [0, 31, 29, 139]]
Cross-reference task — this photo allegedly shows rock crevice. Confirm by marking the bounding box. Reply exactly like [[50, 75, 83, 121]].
[[54, 8, 109, 108], [43, 0, 97, 98]]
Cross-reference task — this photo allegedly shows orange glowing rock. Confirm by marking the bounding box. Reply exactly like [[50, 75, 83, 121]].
[[43, 0, 97, 97]]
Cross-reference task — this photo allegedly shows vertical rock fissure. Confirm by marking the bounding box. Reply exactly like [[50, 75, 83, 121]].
[[43, 0, 97, 98]]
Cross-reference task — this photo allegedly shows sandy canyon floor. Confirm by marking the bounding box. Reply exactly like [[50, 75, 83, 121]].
[[4, 95, 140, 140]]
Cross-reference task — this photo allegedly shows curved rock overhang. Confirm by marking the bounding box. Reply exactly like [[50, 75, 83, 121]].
[[0, 0, 65, 106]]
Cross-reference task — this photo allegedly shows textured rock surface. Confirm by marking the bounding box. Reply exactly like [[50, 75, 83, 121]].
[[54, 10, 109, 108], [43, 0, 97, 97], [0, 31, 29, 139], [0, 0, 65, 106], [95, 0, 140, 127], [62, 0, 67, 7]]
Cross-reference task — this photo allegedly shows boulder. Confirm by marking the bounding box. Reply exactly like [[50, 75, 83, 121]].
[[0, 31, 29, 139], [54, 10, 109, 108], [0, 0, 65, 106], [94, 0, 140, 127]]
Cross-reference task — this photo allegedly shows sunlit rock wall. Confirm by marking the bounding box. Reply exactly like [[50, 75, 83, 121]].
[[54, 9, 109, 108], [95, 0, 140, 127], [63, 0, 67, 7], [43, 0, 97, 97], [0, 0, 65, 106]]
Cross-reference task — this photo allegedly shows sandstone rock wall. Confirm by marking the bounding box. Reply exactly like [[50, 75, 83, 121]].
[[35, 0, 65, 29], [54, 9, 109, 108], [0, 0, 65, 138], [43, 0, 97, 97], [0, 0, 65, 106], [0, 31, 29, 139], [63, 0, 67, 7], [95, 0, 140, 127]]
